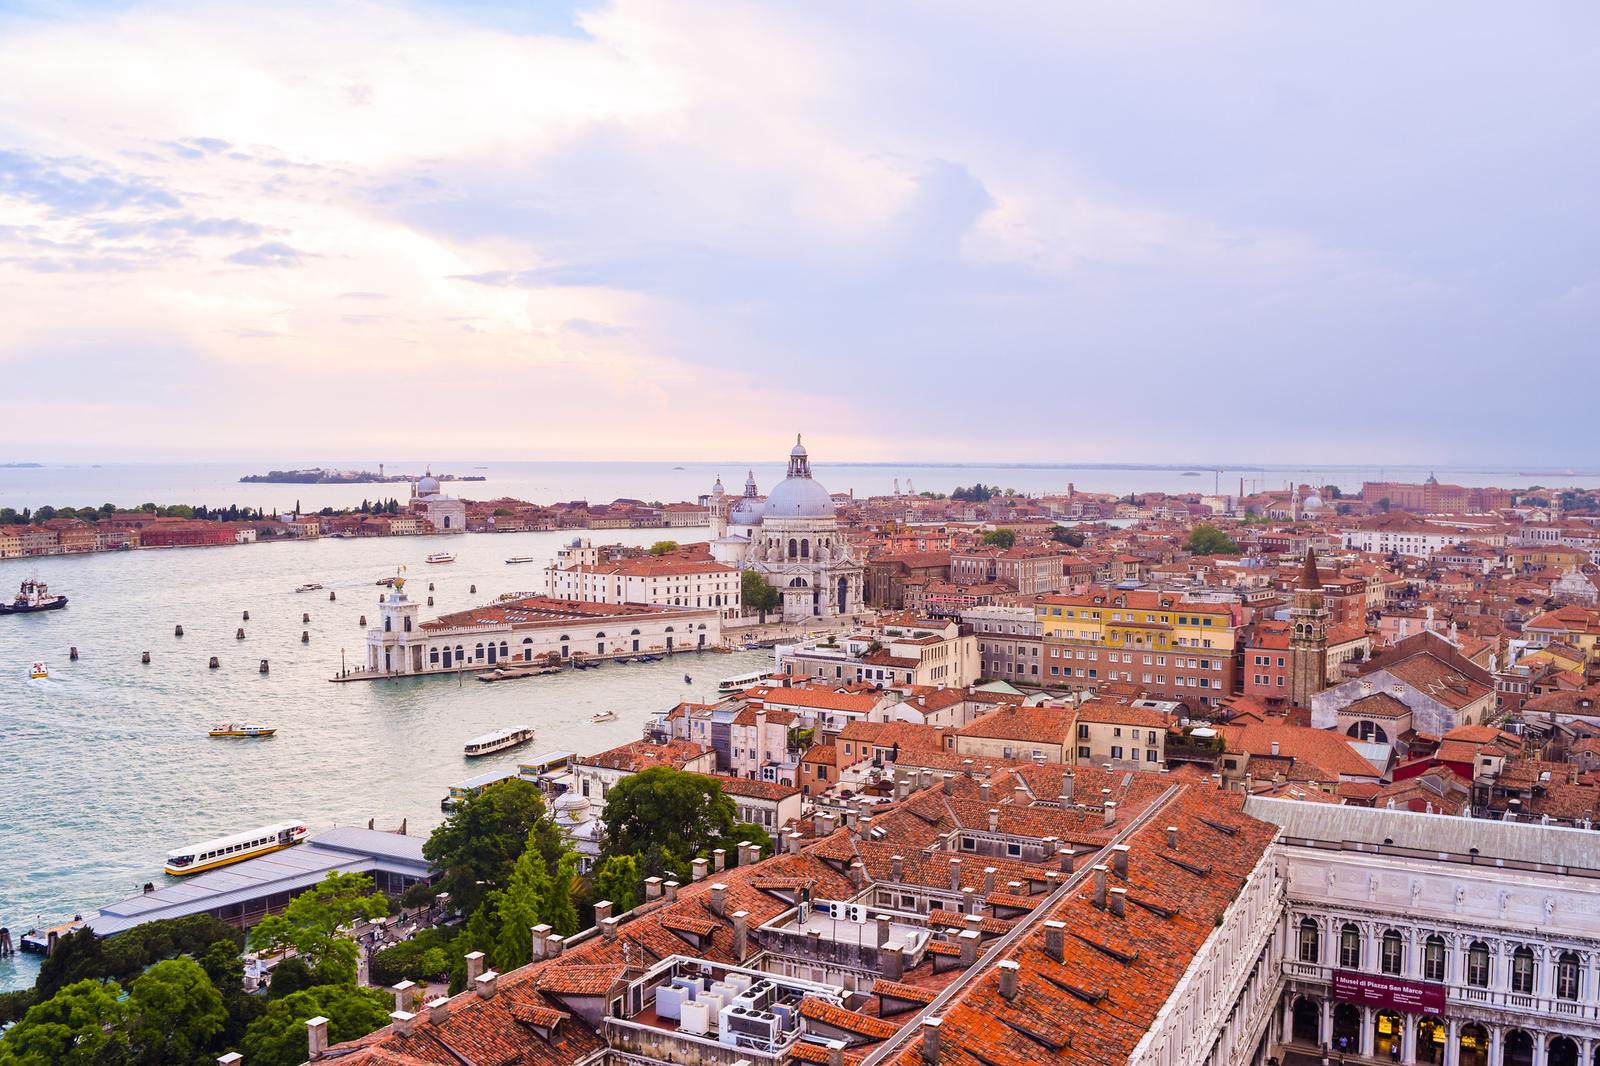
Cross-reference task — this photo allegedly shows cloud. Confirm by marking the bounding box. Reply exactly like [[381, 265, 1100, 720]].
[[0, 148, 179, 214], [225, 241, 307, 267]]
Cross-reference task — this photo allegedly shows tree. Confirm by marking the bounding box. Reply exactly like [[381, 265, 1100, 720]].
[[590, 853, 643, 913], [240, 985, 391, 1066], [649, 540, 679, 555], [492, 834, 555, 970], [1050, 526, 1086, 548], [422, 779, 565, 918], [1185, 524, 1242, 556], [741, 569, 780, 622], [126, 958, 227, 1066], [247, 872, 387, 986], [1378, 496, 1391, 512], [0, 979, 128, 1065], [602, 766, 737, 866], [981, 528, 1016, 549]]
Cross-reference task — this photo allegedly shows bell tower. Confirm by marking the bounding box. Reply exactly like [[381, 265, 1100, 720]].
[[1289, 548, 1330, 707]]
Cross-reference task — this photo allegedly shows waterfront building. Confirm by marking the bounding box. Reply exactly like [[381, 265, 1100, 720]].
[[543, 539, 742, 621], [359, 580, 720, 676], [408, 470, 466, 533], [708, 437, 865, 621]]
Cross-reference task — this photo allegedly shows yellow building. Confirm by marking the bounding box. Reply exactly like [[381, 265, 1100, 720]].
[[1035, 589, 1239, 707]]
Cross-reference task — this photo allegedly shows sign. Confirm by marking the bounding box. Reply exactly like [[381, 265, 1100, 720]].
[[1332, 970, 1446, 1014]]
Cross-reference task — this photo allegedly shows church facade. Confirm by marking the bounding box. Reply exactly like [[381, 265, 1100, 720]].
[[708, 437, 864, 622]]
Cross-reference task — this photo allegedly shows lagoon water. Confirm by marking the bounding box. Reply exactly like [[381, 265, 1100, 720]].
[[0, 522, 770, 991]]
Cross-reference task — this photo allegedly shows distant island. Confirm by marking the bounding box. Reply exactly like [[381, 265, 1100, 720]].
[[1, 462, 43, 468], [239, 467, 486, 485]]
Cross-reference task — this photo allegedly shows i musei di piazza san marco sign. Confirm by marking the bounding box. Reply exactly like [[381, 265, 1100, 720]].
[[1332, 970, 1448, 1014]]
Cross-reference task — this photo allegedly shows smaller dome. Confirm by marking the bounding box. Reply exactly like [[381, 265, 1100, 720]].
[[791, 438, 808, 458], [553, 791, 592, 819], [712, 476, 725, 498], [729, 496, 764, 525], [1304, 493, 1324, 509], [416, 472, 440, 496]]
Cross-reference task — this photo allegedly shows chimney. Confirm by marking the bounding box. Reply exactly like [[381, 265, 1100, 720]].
[[891, 854, 905, 880], [980, 779, 991, 802], [1012, 785, 1029, 804], [710, 882, 728, 916], [737, 839, 757, 864], [1058, 847, 1075, 874], [1270, 740, 1280, 756], [218, 1055, 243, 1066], [942, 774, 954, 795], [546, 935, 565, 957], [692, 857, 710, 882], [963, 759, 974, 778], [787, 832, 802, 856], [594, 900, 614, 926], [960, 886, 976, 912], [1109, 887, 1127, 918], [306, 1016, 330, 1060], [850, 860, 867, 889], [949, 857, 963, 891], [1111, 843, 1130, 879], [1043, 920, 1066, 962], [876, 913, 893, 947], [857, 817, 873, 840], [919, 769, 933, 790], [982, 867, 997, 895], [1092, 864, 1108, 909], [1166, 825, 1178, 849], [958, 929, 981, 966], [844, 810, 859, 832], [922, 1017, 942, 1064], [531, 924, 551, 960], [427, 997, 450, 1025], [665, 880, 680, 901], [882, 940, 904, 981], [392, 980, 416, 1014], [732, 910, 750, 962], [713, 848, 727, 872], [1045, 871, 1060, 892], [1060, 773, 1075, 804], [475, 970, 500, 998], [644, 876, 664, 901], [988, 808, 1000, 832], [827, 1039, 847, 1066], [1103, 801, 1117, 827], [997, 959, 1020, 1002], [390, 1010, 416, 1037], [602, 916, 621, 940], [464, 952, 485, 984]]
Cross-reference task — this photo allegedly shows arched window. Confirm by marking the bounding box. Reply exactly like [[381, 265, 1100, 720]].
[[474, 642, 485, 660], [801, 539, 810, 559], [499, 640, 508, 659], [454, 644, 464, 664], [1339, 923, 1361, 969], [1381, 930, 1404, 975], [788, 538, 798, 559], [1511, 947, 1536, 994], [1423, 935, 1446, 982], [1556, 951, 1581, 1001], [1466, 941, 1490, 987], [1297, 918, 1320, 963]]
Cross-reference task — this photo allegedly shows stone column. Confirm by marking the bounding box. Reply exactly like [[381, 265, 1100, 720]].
[[1531, 1032, 1547, 1066], [1487, 1025, 1501, 1065], [1281, 992, 1295, 1046], [1321, 998, 1334, 1049], [1444, 1017, 1460, 1066], [1360, 1006, 1376, 1059], [1402, 1012, 1417, 1066]]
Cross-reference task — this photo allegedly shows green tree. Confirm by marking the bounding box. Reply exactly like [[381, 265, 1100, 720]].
[[0, 979, 128, 1065], [981, 528, 1015, 549], [724, 823, 774, 860], [1050, 526, 1086, 548], [590, 853, 644, 913], [741, 569, 780, 621], [422, 778, 564, 918], [199, 939, 261, 1049], [649, 540, 679, 555], [1378, 496, 1391, 512], [1184, 524, 1242, 556], [126, 957, 227, 1066], [602, 766, 737, 865], [247, 872, 387, 986], [240, 985, 391, 1066], [546, 851, 581, 936], [492, 835, 554, 970]]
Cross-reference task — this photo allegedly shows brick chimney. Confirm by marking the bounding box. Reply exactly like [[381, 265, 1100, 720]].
[[997, 959, 1020, 1001], [988, 808, 1000, 832], [665, 880, 680, 902], [644, 876, 664, 901], [713, 847, 727, 871], [891, 854, 904, 880], [306, 1016, 330, 1060], [464, 952, 485, 984], [1111, 843, 1130, 879], [427, 997, 450, 1025], [692, 857, 710, 881], [949, 857, 963, 891], [1166, 825, 1178, 849], [217, 1055, 243, 1066], [921, 1017, 942, 1063], [1109, 887, 1127, 918], [827, 1038, 847, 1066], [1043, 919, 1066, 962], [392, 980, 416, 1014], [1060, 772, 1075, 804], [850, 860, 867, 889], [545, 935, 565, 957], [876, 913, 892, 947], [1058, 847, 1075, 874], [593, 900, 614, 925], [787, 831, 802, 855], [1103, 800, 1117, 827], [475, 970, 499, 999], [602, 916, 621, 940], [732, 910, 750, 962], [710, 882, 728, 916], [1092, 864, 1108, 909], [982, 867, 997, 895], [942, 774, 954, 795], [958, 929, 980, 966], [390, 1010, 416, 1037], [882, 940, 905, 981], [980, 779, 991, 803]]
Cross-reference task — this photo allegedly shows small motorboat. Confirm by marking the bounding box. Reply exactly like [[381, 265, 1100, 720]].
[[294, 583, 323, 593], [505, 556, 535, 564], [209, 723, 277, 738], [591, 710, 619, 723], [426, 552, 456, 565], [375, 576, 397, 587], [29, 661, 49, 679]]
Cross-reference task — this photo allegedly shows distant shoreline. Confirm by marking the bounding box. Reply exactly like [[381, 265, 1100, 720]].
[[240, 468, 487, 485]]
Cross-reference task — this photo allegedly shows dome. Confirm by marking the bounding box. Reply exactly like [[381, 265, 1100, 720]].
[[553, 791, 592, 820], [764, 475, 835, 519], [1303, 493, 1324, 509], [729, 496, 764, 525], [416, 472, 441, 496], [712, 476, 725, 498]]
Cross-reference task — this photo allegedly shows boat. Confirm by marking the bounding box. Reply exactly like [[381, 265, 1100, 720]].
[[684, 674, 692, 684], [376, 576, 397, 586], [426, 552, 456, 564], [475, 663, 560, 682], [2, 578, 67, 614], [1181, 471, 1202, 477], [591, 710, 619, 723], [163, 822, 308, 876], [208, 723, 277, 738], [634, 654, 660, 663], [505, 556, 535, 564], [29, 661, 49, 679], [718, 669, 767, 694], [20, 917, 86, 956], [612, 655, 632, 664], [464, 726, 535, 757], [294, 582, 323, 593]]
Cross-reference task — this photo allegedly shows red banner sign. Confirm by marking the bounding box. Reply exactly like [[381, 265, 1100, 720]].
[[1333, 970, 1446, 1014]]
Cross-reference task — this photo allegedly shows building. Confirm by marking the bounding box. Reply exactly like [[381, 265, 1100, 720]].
[[708, 438, 865, 621], [1311, 632, 1497, 740], [544, 540, 742, 621], [949, 545, 1065, 595], [1072, 698, 1171, 769], [357, 581, 721, 677], [1290, 548, 1332, 707], [963, 605, 1044, 685], [408, 471, 467, 533], [1036, 588, 1240, 707], [777, 618, 980, 688], [1343, 514, 1488, 558], [570, 738, 718, 805]]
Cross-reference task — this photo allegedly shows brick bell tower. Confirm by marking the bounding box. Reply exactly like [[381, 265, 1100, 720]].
[[1289, 547, 1330, 707]]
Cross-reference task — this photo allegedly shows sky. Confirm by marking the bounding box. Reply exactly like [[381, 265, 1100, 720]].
[[1, 1, 1597, 465]]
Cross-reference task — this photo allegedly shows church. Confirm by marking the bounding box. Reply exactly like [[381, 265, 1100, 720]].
[[708, 436, 864, 622], [407, 470, 466, 533]]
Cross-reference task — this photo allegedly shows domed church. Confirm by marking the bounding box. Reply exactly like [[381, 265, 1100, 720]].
[[709, 436, 864, 621]]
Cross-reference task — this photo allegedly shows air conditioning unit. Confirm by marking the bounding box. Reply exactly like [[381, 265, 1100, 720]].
[[721, 1005, 782, 1046], [848, 903, 868, 923]]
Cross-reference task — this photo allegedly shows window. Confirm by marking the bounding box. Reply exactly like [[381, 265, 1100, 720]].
[[1423, 936, 1445, 982], [1466, 941, 1490, 987], [1511, 947, 1536, 994], [1557, 952, 1581, 1000], [1298, 919, 1321, 962], [1111, 746, 1123, 760], [1145, 748, 1157, 762], [1380, 930, 1403, 975], [1339, 924, 1361, 969], [1078, 746, 1090, 759]]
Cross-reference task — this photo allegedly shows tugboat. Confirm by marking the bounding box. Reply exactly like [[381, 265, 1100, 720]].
[[1, 578, 68, 614]]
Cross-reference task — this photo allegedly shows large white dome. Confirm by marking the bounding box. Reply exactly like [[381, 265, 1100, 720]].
[[416, 472, 441, 496], [764, 476, 835, 519]]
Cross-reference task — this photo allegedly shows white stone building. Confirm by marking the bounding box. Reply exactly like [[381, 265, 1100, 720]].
[[408, 471, 466, 533], [543, 539, 742, 621]]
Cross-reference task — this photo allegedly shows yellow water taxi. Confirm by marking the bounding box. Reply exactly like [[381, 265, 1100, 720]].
[[208, 723, 277, 737]]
